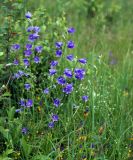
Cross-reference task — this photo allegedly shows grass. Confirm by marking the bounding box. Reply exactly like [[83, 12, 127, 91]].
[[0, 0, 133, 159]]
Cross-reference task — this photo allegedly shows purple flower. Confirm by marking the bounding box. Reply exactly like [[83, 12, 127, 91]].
[[24, 50, 32, 57], [25, 44, 32, 49], [48, 122, 54, 128], [23, 58, 29, 66], [74, 68, 85, 80], [66, 54, 74, 61], [67, 41, 75, 49], [53, 98, 60, 107], [20, 99, 25, 107], [26, 99, 33, 107], [82, 95, 89, 102], [49, 69, 56, 75], [57, 76, 66, 85], [13, 59, 19, 65], [22, 127, 28, 134], [55, 42, 63, 49], [52, 114, 59, 122], [63, 83, 73, 94], [27, 26, 34, 32], [34, 56, 40, 63], [50, 61, 58, 67], [15, 108, 23, 113], [68, 27, 75, 34], [18, 70, 24, 76], [35, 46, 43, 53], [64, 68, 72, 78], [56, 50, 62, 57], [24, 83, 31, 90], [33, 26, 40, 33], [78, 58, 87, 64], [43, 88, 49, 94], [28, 33, 39, 42], [11, 44, 20, 50], [25, 11, 32, 19]]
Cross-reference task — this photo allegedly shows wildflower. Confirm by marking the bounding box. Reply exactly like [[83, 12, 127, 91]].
[[13, 59, 19, 65], [55, 42, 63, 49], [63, 83, 73, 94], [25, 11, 32, 19], [64, 68, 72, 78], [33, 26, 40, 33], [28, 33, 39, 42], [23, 58, 29, 66], [78, 58, 87, 64], [24, 50, 32, 57], [50, 60, 58, 67], [24, 83, 31, 90], [43, 88, 49, 94], [18, 70, 24, 76], [22, 127, 28, 134], [48, 122, 54, 128], [26, 99, 33, 107], [19, 99, 25, 107], [49, 69, 57, 75], [11, 44, 20, 50], [25, 43, 32, 49], [56, 50, 62, 57], [67, 41, 75, 49], [74, 68, 85, 80], [15, 108, 23, 113], [35, 46, 43, 53], [66, 54, 74, 61], [52, 114, 59, 122], [53, 98, 60, 107], [34, 56, 40, 63], [27, 26, 34, 32], [68, 27, 75, 34], [57, 76, 66, 85], [82, 95, 89, 102]]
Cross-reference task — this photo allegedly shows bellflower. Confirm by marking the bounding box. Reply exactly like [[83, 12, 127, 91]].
[[23, 59, 29, 66], [13, 59, 19, 65], [43, 88, 49, 94], [52, 114, 59, 122], [64, 68, 72, 78], [15, 108, 23, 113], [25, 44, 32, 49], [50, 60, 58, 67], [26, 99, 33, 107], [22, 127, 28, 134], [74, 68, 85, 80], [35, 46, 43, 53], [67, 41, 75, 49], [33, 26, 40, 33], [49, 69, 57, 75], [28, 33, 39, 42], [53, 98, 60, 107], [55, 42, 63, 48], [48, 122, 54, 128], [78, 58, 87, 64], [82, 95, 89, 102], [63, 83, 73, 94], [34, 56, 40, 63], [20, 99, 25, 107], [25, 11, 32, 19], [68, 27, 75, 34], [24, 50, 32, 57], [27, 26, 34, 32], [24, 83, 31, 90], [66, 54, 74, 61], [57, 76, 66, 85], [11, 44, 20, 50], [56, 50, 62, 57]]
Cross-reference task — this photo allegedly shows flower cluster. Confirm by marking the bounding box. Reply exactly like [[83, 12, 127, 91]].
[[12, 12, 89, 131]]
